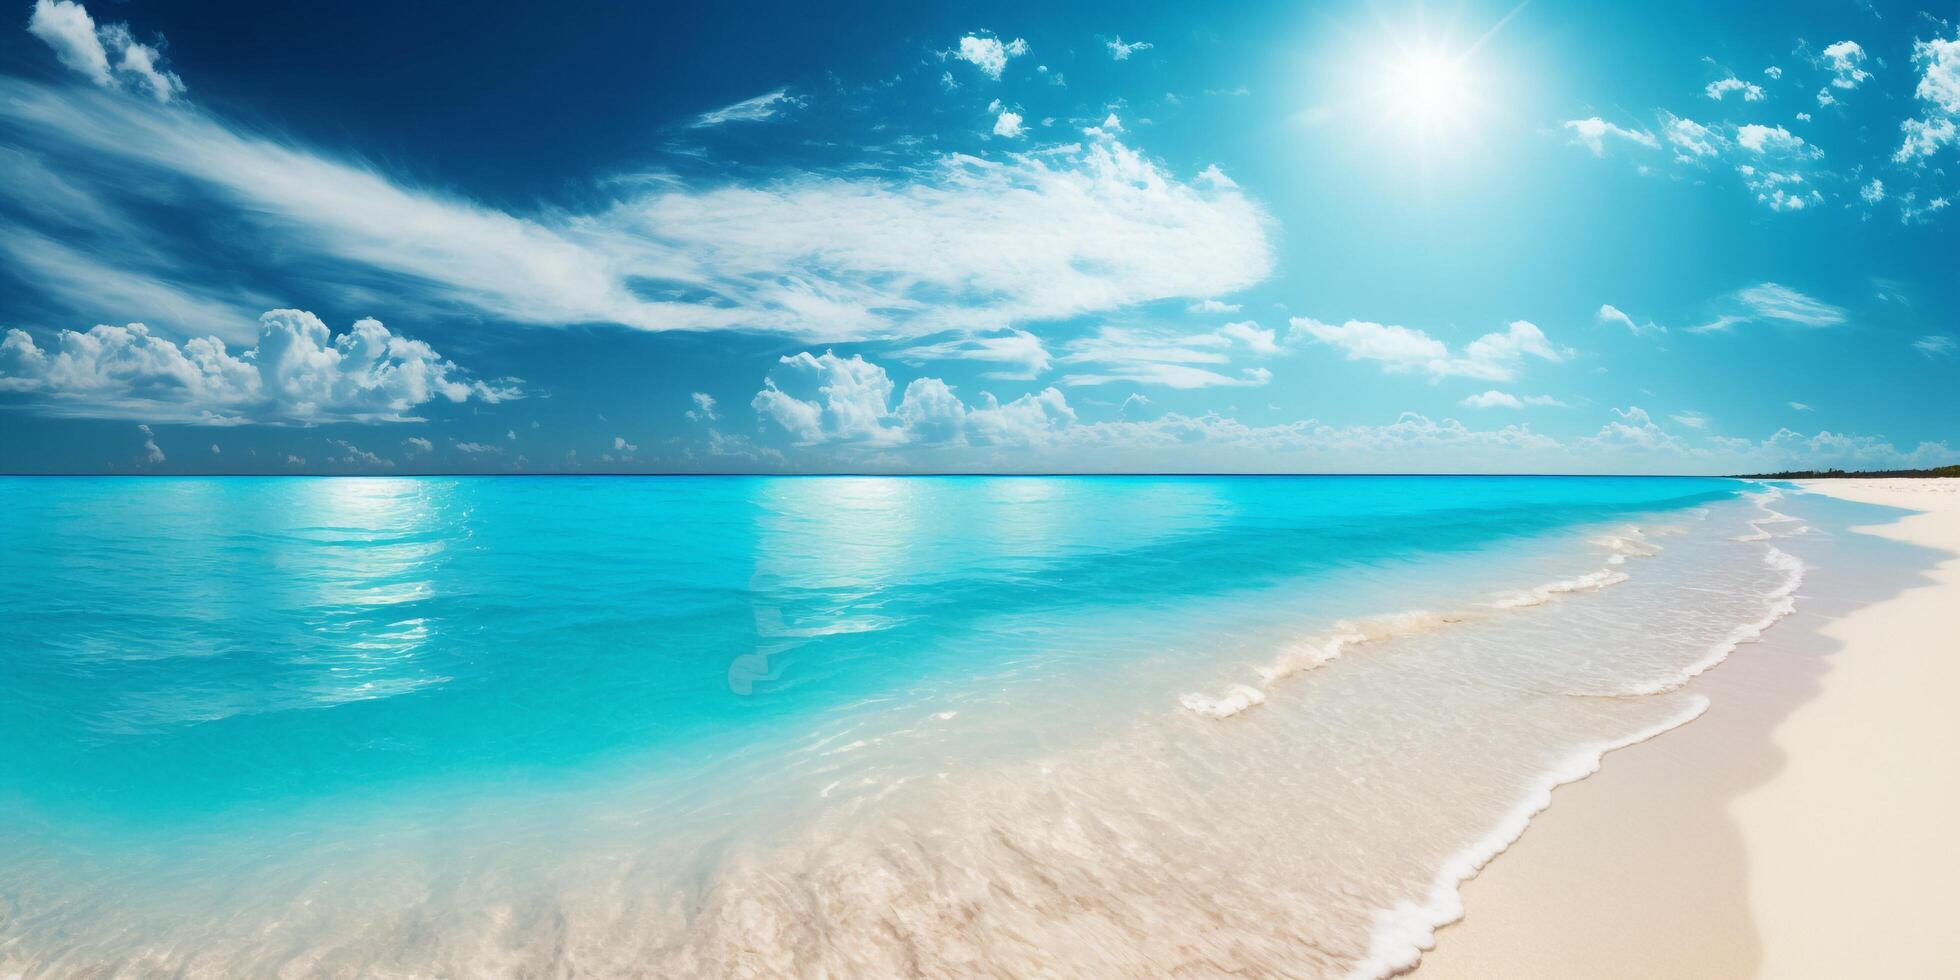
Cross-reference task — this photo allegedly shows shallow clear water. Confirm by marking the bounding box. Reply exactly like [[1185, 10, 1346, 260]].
[[0, 475, 1882, 977]]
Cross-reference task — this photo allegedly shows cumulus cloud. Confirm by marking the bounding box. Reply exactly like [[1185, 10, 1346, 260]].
[[992, 110, 1025, 138], [953, 33, 1029, 80], [1819, 40, 1873, 92], [403, 436, 433, 455], [1735, 124, 1809, 155], [1788, 401, 1812, 412], [1462, 390, 1565, 409], [327, 438, 393, 468], [453, 441, 501, 455], [1461, 390, 1520, 409], [1290, 317, 1568, 382], [691, 88, 803, 128], [1737, 165, 1822, 211], [1861, 178, 1886, 203], [1188, 299, 1242, 314], [1563, 117, 1658, 155], [1660, 114, 1723, 161], [752, 350, 1071, 448], [1895, 34, 1960, 161], [613, 436, 638, 453], [1596, 303, 1666, 336], [687, 391, 720, 421], [26, 0, 182, 101], [1670, 410, 1710, 429], [1106, 37, 1153, 60], [1705, 76, 1765, 101], [136, 422, 163, 463], [738, 355, 1948, 473], [0, 309, 518, 423]]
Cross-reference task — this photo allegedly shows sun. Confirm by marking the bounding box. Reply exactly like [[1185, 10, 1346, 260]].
[[1378, 46, 1474, 138]]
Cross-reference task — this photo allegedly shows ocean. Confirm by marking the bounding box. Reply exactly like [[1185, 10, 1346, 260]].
[[0, 475, 1882, 976]]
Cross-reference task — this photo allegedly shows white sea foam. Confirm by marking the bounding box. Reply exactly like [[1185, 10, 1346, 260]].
[[1615, 545, 1805, 697], [1181, 527, 1660, 719], [1490, 567, 1630, 608], [1346, 695, 1713, 979]]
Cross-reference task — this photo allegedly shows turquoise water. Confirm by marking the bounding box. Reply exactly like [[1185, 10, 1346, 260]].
[[0, 475, 1837, 976]]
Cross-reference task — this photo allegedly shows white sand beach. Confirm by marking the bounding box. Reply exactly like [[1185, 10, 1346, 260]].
[[1419, 479, 1960, 978]]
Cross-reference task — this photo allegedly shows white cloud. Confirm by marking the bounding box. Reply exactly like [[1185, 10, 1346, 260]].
[[1461, 390, 1520, 409], [136, 422, 163, 463], [1895, 35, 1960, 162], [1765, 66, 1784, 80], [1736, 282, 1846, 326], [1686, 315, 1746, 334], [992, 110, 1025, 138], [209, 443, 219, 455], [1788, 401, 1812, 412], [1914, 334, 1956, 356], [403, 436, 433, 454], [1738, 166, 1822, 211], [1563, 117, 1658, 156], [1735, 124, 1808, 155], [1898, 191, 1951, 223], [0, 83, 1272, 343], [953, 34, 1029, 80], [285, 454, 304, 466], [1459, 391, 1571, 409], [1060, 322, 1280, 389], [1820, 40, 1873, 91], [1188, 299, 1242, 314], [691, 88, 803, 128], [1670, 410, 1710, 429], [687, 391, 721, 421], [27, 0, 182, 101], [328, 438, 393, 468], [613, 435, 637, 453], [453, 441, 501, 455], [1585, 406, 1685, 453], [1106, 37, 1153, 60], [1291, 317, 1568, 382], [1084, 111, 1125, 138], [752, 350, 1072, 448], [894, 328, 1052, 380], [0, 309, 518, 423], [1705, 77, 1765, 102], [1596, 303, 1666, 336], [1659, 114, 1723, 161], [1861, 178, 1886, 203]]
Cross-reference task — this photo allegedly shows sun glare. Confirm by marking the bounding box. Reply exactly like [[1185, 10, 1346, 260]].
[[1380, 47, 1473, 138]]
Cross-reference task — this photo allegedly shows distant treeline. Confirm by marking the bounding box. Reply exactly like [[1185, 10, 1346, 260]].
[[1736, 464, 1960, 479]]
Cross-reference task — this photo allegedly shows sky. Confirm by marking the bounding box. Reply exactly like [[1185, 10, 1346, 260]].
[[0, 0, 1954, 475]]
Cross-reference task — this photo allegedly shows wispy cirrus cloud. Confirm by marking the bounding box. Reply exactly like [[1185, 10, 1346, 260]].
[[691, 88, 804, 128], [1596, 304, 1666, 337], [1056, 321, 1279, 389], [1735, 282, 1846, 326], [1562, 117, 1657, 156], [0, 79, 1272, 345]]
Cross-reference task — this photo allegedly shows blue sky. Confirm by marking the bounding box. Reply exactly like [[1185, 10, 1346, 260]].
[[0, 0, 1953, 474]]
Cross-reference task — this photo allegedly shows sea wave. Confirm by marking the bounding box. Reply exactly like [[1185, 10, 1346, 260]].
[[1180, 527, 1661, 719], [1347, 695, 1713, 979]]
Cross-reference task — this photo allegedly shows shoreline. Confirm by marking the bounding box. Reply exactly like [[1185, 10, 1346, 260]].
[[1415, 478, 1960, 978]]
